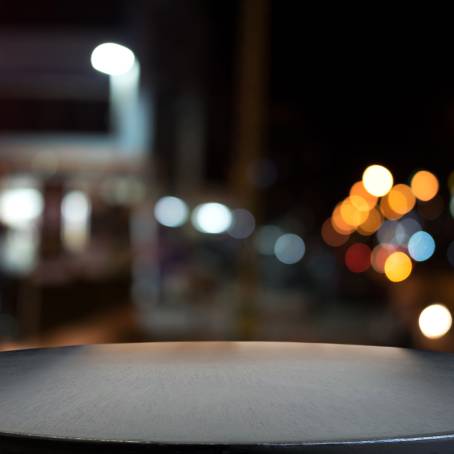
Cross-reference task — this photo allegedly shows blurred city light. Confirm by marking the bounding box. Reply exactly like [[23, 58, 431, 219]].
[[418, 304, 452, 339], [255, 225, 284, 255], [408, 231, 435, 262], [90, 42, 136, 76], [345, 243, 371, 273], [384, 251, 412, 282], [399, 217, 422, 237], [321, 218, 349, 246], [61, 191, 91, 253], [350, 181, 377, 211], [377, 221, 406, 245], [228, 208, 255, 239], [410, 170, 439, 202], [371, 244, 396, 273], [154, 196, 189, 228], [331, 204, 355, 234], [387, 184, 415, 216], [362, 164, 393, 197], [0, 188, 43, 229], [191, 202, 232, 234], [357, 208, 382, 236], [379, 195, 401, 220], [339, 198, 368, 227], [274, 233, 305, 264]]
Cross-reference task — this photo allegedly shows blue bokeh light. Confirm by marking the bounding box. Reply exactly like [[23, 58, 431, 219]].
[[408, 231, 435, 262]]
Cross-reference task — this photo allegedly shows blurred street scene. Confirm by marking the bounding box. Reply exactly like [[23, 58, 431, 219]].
[[0, 1, 453, 352]]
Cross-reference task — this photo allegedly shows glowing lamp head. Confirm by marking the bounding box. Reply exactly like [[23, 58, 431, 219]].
[[362, 165, 394, 197], [90, 43, 135, 76]]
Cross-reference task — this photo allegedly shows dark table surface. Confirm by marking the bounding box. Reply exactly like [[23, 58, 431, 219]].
[[1, 342, 454, 453]]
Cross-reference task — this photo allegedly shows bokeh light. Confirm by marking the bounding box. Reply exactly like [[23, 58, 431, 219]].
[[410, 170, 439, 202], [228, 208, 255, 239], [91, 42, 136, 76], [154, 196, 189, 228], [371, 244, 396, 273], [321, 218, 349, 246], [0, 188, 43, 229], [408, 231, 435, 262], [357, 208, 382, 236], [377, 220, 407, 246], [399, 217, 422, 237], [331, 204, 355, 234], [61, 191, 91, 253], [274, 233, 306, 264], [387, 184, 415, 216], [362, 164, 393, 197], [384, 251, 412, 282], [191, 202, 232, 234], [379, 195, 401, 221], [339, 198, 368, 227], [345, 243, 371, 273], [349, 181, 377, 211], [418, 304, 452, 339], [255, 225, 283, 255]]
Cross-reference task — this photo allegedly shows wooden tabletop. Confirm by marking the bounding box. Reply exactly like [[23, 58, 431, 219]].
[[1, 342, 454, 453]]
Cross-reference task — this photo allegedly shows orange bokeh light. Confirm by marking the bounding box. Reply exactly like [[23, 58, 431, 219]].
[[321, 218, 349, 247], [331, 204, 355, 234], [387, 184, 415, 215], [410, 170, 439, 202], [357, 208, 383, 236], [339, 198, 369, 227], [379, 196, 402, 220], [350, 181, 377, 211], [371, 244, 396, 273]]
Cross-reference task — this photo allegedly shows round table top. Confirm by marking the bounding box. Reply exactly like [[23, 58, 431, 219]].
[[1, 342, 454, 453]]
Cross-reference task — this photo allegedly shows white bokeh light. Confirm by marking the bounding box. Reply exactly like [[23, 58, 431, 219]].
[[274, 233, 306, 264], [0, 188, 43, 229], [154, 196, 189, 228], [61, 191, 91, 253], [419, 304, 452, 339], [191, 203, 232, 234], [91, 43, 136, 76]]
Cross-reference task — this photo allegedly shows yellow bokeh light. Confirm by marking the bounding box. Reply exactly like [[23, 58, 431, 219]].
[[410, 170, 439, 202], [384, 251, 412, 282], [418, 304, 452, 339], [387, 184, 415, 215], [339, 198, 368, 227], [331, 205, 355, 235], [362, 165, 394, 197], [357, 208, 383, 236], [350, 181, 377, 211]]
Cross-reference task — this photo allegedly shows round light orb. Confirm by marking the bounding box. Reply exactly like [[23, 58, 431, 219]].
[[91, 42, 135, 76], [274, 233, 305, 264], [255, 225, 283, 255], [191, 203, 232, 234], [384, 251, 412, 283], [228, 209, 255, 239], [154, 196, 188, 228], [362, 165, 394, 197], [411, 170, 439, 202], [419, 304, 452, 339], [408, 231, 435, 262]]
